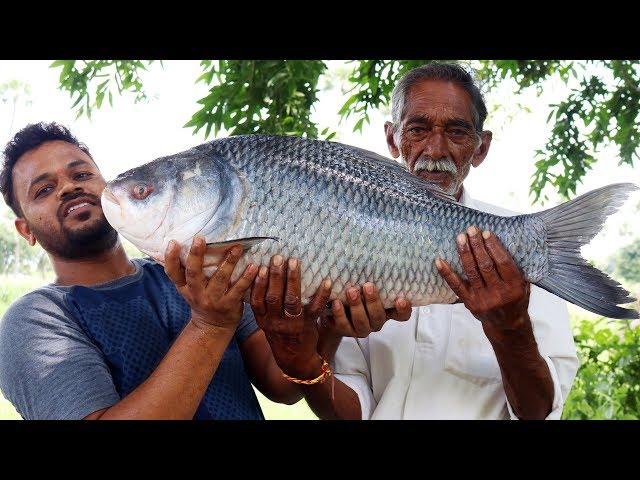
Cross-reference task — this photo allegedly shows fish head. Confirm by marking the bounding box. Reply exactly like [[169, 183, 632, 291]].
[[102, 146, 243, 262]]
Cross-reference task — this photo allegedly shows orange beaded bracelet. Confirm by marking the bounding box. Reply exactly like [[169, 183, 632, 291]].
[[282, 358, 332, 385]]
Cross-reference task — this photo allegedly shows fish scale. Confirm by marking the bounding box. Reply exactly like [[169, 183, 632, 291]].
[[209, 135, 540, 306]]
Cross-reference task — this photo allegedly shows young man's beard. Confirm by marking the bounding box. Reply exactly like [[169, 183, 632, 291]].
[[30, 212, 119, 260]]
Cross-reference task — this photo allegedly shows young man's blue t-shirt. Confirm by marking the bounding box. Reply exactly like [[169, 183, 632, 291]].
[[0, 258, 263, 420]]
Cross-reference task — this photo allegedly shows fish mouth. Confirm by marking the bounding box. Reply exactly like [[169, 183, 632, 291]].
[[102, 188, 120, 206]]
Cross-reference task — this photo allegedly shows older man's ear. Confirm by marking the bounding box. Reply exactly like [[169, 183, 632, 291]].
[[471, 130, 493, 168], [384, 122, 401, 159]]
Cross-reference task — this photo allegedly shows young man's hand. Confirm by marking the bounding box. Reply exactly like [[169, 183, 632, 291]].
[[164, 236, 258, 332]]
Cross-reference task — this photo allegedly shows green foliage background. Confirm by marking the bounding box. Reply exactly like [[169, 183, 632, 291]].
[[1, 60, 639, 419]]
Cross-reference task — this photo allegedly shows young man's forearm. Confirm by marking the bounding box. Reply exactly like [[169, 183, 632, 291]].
[[85, 320, 234, 420]]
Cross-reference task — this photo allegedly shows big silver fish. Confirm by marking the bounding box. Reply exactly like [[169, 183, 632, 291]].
[[101, 135, 639, 319]]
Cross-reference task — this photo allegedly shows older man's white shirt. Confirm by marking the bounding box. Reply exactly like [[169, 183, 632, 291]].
[[333, 189, 580, 420]]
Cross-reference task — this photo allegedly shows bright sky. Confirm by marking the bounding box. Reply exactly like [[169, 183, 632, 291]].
[[1, 60, 638, 264]]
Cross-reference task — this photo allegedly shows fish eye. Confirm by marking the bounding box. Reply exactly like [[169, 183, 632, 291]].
[[132, 183, 153, 200]]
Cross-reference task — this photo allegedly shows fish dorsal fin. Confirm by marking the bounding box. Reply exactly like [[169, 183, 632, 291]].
[[335, 142, 461, 204], [204, 236, 278, 267]]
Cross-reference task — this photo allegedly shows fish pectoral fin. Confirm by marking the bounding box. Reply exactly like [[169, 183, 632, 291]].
[[203, 236, 279, 267]]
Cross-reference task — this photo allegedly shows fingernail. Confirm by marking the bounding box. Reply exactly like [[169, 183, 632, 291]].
[[457, 233, 467, 246], [273, 255, 283, 267], [364, 283, 374, 295], [435, 258, 443, 269], [288, 258, 298, 271], [247, 263, 257, 274], [467, 226, 478, 236], [482, 230, 491, 240], [322, 278, 332, 289], [347, 288, 359, 301], [259, 266, 268, 278]]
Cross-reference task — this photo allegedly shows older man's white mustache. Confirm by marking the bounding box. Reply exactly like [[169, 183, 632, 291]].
[[413, 158, 458, 175]]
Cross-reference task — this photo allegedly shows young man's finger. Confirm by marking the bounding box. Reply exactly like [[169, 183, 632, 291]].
[[250, 266, 269, 317], [164, 240, 186, 287], [227, 263, 259, 301], [207, 245, 243, 298], [185, 236, 207, 297]]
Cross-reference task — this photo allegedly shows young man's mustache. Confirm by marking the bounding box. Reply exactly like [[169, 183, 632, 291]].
[[57, 191, 101, 220]]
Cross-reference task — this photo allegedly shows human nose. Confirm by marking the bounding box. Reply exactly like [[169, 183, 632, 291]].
[[57, 175, 83, 199], [422, 126, 449, 159]]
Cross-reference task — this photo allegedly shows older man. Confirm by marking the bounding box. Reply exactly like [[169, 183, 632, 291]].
[[253, 62, 579, 420]]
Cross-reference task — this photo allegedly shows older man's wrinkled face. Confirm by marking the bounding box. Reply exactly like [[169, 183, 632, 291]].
[[385, 79, 492, 199]]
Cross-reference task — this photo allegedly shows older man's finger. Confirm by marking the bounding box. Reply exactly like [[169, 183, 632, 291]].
[[306, 278, 333, 322], [456, 231, 484, 290], [436, 257, 469, 300], [362, 283, 386, 332], [467, 226, 501, 286], [164, 240, 186, 287], [328, 299, 357, 337], [483, 231, 522, 281], [346, 287, 371, 337], [284, 258, 303, 318], [265, 255, 285, 318], [385, 297, 413, 321]]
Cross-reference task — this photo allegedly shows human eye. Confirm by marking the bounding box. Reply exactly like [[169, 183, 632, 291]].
[[446, 126, 472, 141], [35, 185, 53, 198], [74, 171, 93, 181]]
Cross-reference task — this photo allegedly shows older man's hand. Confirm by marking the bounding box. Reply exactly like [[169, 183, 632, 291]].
[[250, 255, 333, 380], [321, 283, 413, 338], [250, 256, 413, 379], [435, 226, 532, 337]]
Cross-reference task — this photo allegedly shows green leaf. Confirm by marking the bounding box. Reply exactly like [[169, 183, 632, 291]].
[[96, 91, 105, 109]]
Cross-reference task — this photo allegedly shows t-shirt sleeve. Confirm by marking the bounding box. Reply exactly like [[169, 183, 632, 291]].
[[235, 302, 259, 344], [0, 290, 120, 420]]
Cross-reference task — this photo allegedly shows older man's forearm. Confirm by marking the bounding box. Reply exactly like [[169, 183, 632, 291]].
[[299, 355, 363, 420], [485, 315, 555, 420]]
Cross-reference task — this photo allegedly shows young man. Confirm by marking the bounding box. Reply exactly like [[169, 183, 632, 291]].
[[0, 123, 299, 419]]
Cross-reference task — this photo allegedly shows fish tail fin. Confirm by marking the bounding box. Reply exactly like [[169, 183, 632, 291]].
[[534, 183, 639, 319]]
